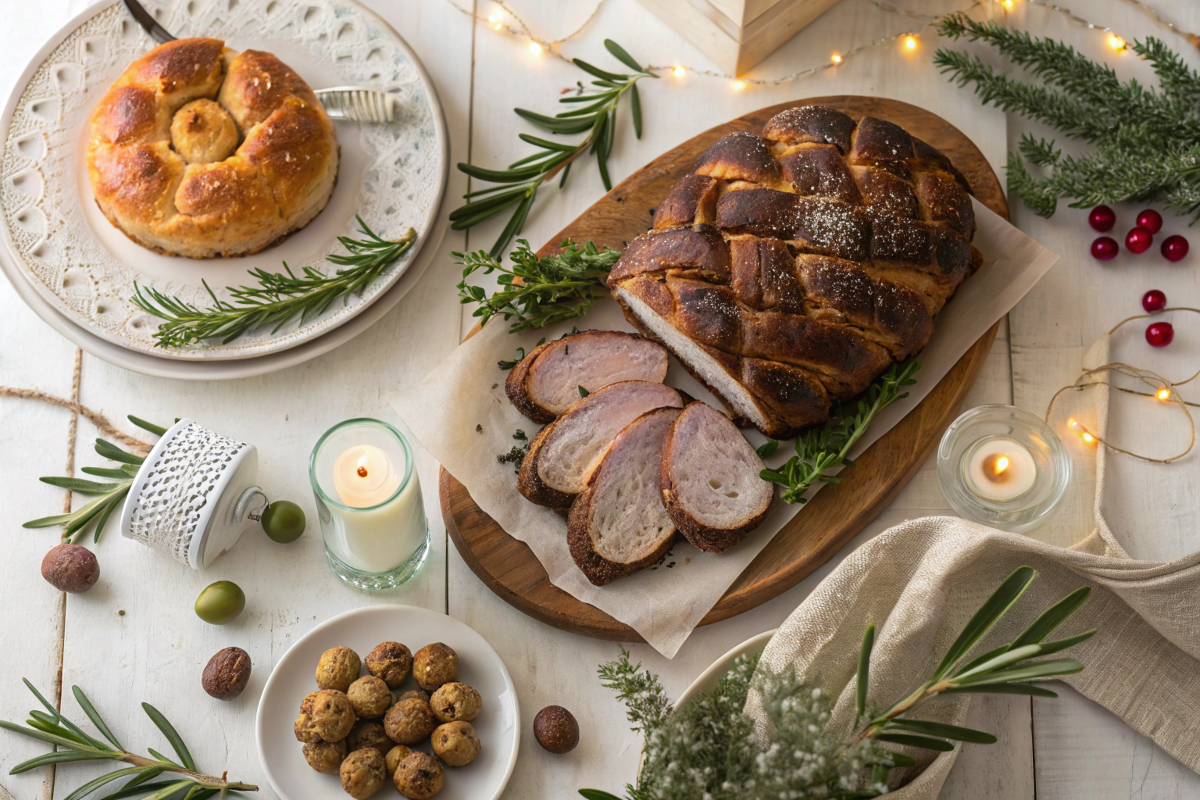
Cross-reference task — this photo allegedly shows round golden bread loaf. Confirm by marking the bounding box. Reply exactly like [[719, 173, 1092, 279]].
[[86, 38, 339, 258]]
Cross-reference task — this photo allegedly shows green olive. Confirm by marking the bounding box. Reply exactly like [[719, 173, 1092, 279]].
[[194, 580, 245, 625], [261, 500, 306, 544]]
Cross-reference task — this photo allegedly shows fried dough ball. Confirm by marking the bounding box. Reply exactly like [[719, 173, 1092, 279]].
[[412, 643, 458, 691], [382, 696, 437, 746], [347, 720, 395, 757], [393, 752, 444, 799], [347, 675, 392, 718], [294, 712, 321, 744], [340, 747, 387, 799], [302, 739, 347, 774], [385, 744, 413, 777], [316, 646, 361, 692], [365, 641, 413, 689], [310, 689, 356, 742], [430, 682, 482, 723], [300, 691, 321, 715], [397, 689, 429, 704], [431, 721, 481, 767]]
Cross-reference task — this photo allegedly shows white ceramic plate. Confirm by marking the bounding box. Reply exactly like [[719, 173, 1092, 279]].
[[0, 0, 448, 361], [256, 605, 519, 800]]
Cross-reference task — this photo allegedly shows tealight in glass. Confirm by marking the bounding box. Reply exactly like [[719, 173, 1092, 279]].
[[937, 404, 1070, 534], [310, 418, 429, 591]]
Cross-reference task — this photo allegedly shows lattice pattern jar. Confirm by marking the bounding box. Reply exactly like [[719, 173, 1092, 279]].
[[120, 419, 264, 568]]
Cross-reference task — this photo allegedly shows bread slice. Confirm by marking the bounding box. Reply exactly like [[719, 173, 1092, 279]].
[[506, 331, 669, 423], [517, 381, 684, 508], [660, 401, 774, 552], [568, 407, 682, 585]]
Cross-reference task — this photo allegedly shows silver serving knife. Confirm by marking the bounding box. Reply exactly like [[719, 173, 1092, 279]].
[[120, 0, 397, 123]]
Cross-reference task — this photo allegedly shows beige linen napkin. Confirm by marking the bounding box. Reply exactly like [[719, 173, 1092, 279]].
[[748, 329, 1200, 795]]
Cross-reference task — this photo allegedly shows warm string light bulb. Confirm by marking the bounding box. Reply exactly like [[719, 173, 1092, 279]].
[[1157, 387, 1172, 401], [672, 66, 685, 77], [731, 79, 747, 91], [1108, 34, 1125, 50], [1067, 418, 1098, 445], [830, 53, 843, 64], [904, 35, 918, 51], [529, 41, 543, 55], [1002, 0, 1013, 8]]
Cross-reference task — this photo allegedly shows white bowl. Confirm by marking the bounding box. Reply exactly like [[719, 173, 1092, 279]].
[[675, 629, 777, 709], [256, 605, 519, 799]]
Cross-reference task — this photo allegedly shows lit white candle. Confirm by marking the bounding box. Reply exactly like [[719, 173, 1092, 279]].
[[964, 437, 1037, 502], [328, 444, 425, 573]]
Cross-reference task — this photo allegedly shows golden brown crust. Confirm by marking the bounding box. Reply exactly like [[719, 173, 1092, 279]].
[[504, 339, 560, 424], [86, 38, 338, 259], [608, 105, 977, 435], [515, 423, 576, 509]]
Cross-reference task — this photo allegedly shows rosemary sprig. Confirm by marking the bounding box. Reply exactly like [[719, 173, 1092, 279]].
[[762, 360, 920, 504], [131, 217, 416, 348], [2, 679, 257, 798], [22, 416, 164, 543], [585, 566, 1093, 800], [450, 40, 654, 259], [456, 239, 621, 332]]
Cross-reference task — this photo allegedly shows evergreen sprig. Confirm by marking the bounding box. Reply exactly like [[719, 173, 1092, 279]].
[[450, 40, 654, 259], [583, 567, 1094, 800], [131, 218, 416, 348], [761, 360, 920, 504], [934, 15, 1200, 220], [22, 416, 164, 543], [1, 679, 257, 799], [455, 239, 621, 332]]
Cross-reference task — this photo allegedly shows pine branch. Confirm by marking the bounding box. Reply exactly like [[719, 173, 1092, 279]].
[[451, 40, 654, 260]]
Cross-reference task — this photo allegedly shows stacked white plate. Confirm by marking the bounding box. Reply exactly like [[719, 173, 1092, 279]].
[[0, 0, 448, 379]]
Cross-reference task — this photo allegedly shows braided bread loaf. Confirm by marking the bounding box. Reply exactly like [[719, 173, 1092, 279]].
[[87, 38, 338, 258], [607, 106, 981, 438]]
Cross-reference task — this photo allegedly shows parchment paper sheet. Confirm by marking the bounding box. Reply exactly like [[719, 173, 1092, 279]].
[[391, 199, 1059, 657]]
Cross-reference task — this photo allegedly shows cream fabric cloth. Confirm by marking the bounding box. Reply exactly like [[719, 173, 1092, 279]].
[[747, 333, 1200, 796]]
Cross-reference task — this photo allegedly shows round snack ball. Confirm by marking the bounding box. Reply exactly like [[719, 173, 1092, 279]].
[[397, 689, 429, 704], [412, 643, 459, 691], [41, 544, 99, 593], [383, 697, 437, 746], [340, 747, 387, 799], [394, 752, 444, 800], [347, 675, 392, 718], [534, 705, 579, 754], [385, 744, 413, 777], [347, 720, 395, 757], [365, 642, 413, 689], [316, 646, 361, 692], [431, 721, 481, 767], [201, 647, 251, 700], [310, 690, 356, 742], [300, 691, 320, 715], [294, 713, 321, 744], [431, 682, 482, 723], [302, 739, 347, 774]]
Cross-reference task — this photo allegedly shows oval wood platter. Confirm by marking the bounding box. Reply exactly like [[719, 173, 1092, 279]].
[[441, 95, 1009, 641]]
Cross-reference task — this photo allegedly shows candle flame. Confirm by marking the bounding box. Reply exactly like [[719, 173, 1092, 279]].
[[994, 455, 1010, 475]]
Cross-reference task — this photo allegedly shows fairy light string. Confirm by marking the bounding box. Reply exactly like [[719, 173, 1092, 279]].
[[1045, 309, 1200, 464], [447, 0, 1200, 87]]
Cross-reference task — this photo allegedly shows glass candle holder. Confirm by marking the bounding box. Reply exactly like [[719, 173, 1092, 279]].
[[937, 404, 1071, 534], [310, 418, 430, 591]]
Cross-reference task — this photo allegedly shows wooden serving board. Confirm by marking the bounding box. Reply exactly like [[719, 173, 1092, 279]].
[[441, 95, 1008, 641]]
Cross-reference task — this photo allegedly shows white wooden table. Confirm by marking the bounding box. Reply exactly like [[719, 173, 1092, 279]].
[[3, 0, 1199, 798]]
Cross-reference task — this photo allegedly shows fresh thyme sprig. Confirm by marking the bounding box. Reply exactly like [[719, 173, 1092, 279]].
[[131, 217, 416, 348], [2, 679, 257, 799], [584, 566, 1094, 800], [456, 239, 620, 332], [22, 415, 164, 544], [450, 40, 654, 259], [762, 360, 920, 504]]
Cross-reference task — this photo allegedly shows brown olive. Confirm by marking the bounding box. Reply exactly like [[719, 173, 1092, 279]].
[[534, 705, 579, 754], [201, 647, 251, 700], [41, 544, 99, 593]]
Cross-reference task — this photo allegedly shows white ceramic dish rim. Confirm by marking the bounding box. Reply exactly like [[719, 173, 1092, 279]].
[[0, 0, 449, 362], [0, 203, 447, 380], [254, 604, 520, 800]]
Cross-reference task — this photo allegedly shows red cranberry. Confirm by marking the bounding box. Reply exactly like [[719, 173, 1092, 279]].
[[1125, 227, 1153, 254], [1162, 234, 1189, 262], [1090, 236, 1119, 260], [1142, 290, 1167, 313], [1088, 205, 1116, 232], [1135, 209, 1163, 234], [1146, 321, 1174, 347]]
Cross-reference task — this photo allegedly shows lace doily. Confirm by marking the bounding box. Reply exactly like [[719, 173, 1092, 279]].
[[0, 0, 446, 359]]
